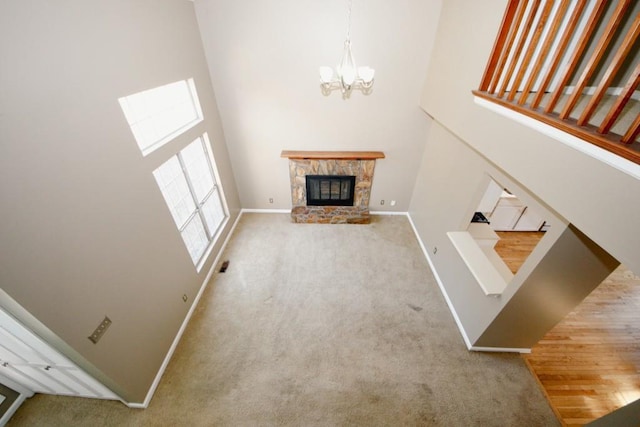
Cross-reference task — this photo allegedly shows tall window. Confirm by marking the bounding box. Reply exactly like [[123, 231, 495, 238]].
[[153, 135, 226, 268], [119, 79, 203, 156], [119, 78, 227, 270]]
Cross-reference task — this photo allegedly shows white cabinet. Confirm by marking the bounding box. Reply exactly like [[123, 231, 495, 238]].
[[476, 180, 546, 232], [488, 196, 525, 231], [512, 206, 545, 231], [0, 310, 119, 400], [486, 194, 545, 232]]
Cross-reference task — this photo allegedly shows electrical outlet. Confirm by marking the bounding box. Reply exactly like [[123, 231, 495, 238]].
[[88, 316, 112, 344], [380, 200, 385, 205], [269, 198, 274, 204]]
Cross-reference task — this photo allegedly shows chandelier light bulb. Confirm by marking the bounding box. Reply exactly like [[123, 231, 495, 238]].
[[319, 66, 334, 83], [358, 66, 375, 84], [318, 0, 374, 96]]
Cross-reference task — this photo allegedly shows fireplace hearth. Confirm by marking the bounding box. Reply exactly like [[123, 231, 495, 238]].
[[281, 150, 385, 224]]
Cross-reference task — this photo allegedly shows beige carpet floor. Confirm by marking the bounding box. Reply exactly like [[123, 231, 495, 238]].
[[8, 213, 558, 426]]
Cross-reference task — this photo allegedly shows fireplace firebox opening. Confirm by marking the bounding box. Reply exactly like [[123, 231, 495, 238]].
[[306, 175, 356, 206]]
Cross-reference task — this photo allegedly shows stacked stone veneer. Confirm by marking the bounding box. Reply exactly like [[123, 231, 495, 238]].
[[288, 159, 376, 224]]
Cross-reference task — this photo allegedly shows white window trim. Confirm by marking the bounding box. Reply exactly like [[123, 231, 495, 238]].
[[154, 134, 228, 271], [119, 79, 204, 157], [141, 79, 203, 156], [194, 133, 229, 271]]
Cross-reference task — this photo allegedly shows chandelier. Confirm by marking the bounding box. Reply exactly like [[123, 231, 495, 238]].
[[319, 0, 375, 96]]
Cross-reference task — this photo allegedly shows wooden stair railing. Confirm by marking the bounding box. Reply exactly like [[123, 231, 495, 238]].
[[473, 0, 640, 165]]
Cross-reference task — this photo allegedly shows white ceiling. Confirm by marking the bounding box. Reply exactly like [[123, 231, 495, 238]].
[[194, 0, 443, 209]]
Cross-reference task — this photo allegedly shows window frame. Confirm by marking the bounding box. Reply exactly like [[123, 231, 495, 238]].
[[119, 79, 204, 156], [154, 134, 228, 271]]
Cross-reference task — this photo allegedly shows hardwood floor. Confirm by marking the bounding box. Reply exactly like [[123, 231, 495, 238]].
[[524, 265, 640, 426], [491, 231, 640, 425], [494, 231, 545, 273]]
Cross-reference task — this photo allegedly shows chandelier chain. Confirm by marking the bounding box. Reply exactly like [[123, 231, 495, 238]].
[[346, 0, 352, 41]]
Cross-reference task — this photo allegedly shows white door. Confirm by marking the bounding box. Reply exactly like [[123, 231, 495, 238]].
[[0, 310, 119, 400]]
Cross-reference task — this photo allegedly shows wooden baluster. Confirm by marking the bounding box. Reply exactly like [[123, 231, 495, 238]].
[[560, 0, 632, 120], [599, 62, 640, 136], [511, 0, 555, 103], [474, 0, 640, 163], [544, 1, 608, 114], [498, 0, 542, 99], [521, 0, 571, 106], [479, 0, 521, 92], [622, 113, 640, 144], [579, 13, 640, 129], [532, 0, 588, 109], [489, 0, 529, 94]]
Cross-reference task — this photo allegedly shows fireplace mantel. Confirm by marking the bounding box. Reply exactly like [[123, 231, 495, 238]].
[[281, 150, 385, 160], [283, 150, 384, 224]]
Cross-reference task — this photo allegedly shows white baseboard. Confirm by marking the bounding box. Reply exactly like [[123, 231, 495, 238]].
[[0, 374, 33, 426], [241, 209, 409, 216], [469, 345, 531, 354], [0, 394, 30, 426], [241, 208, 290, 214], [127, 211, 244, 408], [125, 402, 146, 409], [406, 213, 474, 350], [132, 208, 528, 408], [406, 213, 531, 353], [370, 210, 408, 216]]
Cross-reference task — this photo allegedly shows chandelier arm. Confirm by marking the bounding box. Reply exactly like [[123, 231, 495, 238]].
[[359, 78, 374, 89]]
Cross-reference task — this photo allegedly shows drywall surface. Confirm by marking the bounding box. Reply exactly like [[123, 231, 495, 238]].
[[0, 0, 240, 402], [194, 0, 443, 212], [420, 0, 640, 276], [410, 0, 639, 349], [409, 119, 568, 345], [586, 397, 640, 427], [476, 224, 619, 348]]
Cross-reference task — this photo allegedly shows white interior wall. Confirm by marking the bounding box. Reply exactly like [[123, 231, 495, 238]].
[[409, 119, 570, 346], [2, 0, 637, 407], [194, 0, 443, 211], [410, 0, 640, 348], [0, 0, 240, 403], [419, 0, 640, 274]]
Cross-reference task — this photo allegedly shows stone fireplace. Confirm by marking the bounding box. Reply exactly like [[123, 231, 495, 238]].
[[281, 150, 385, 224]]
